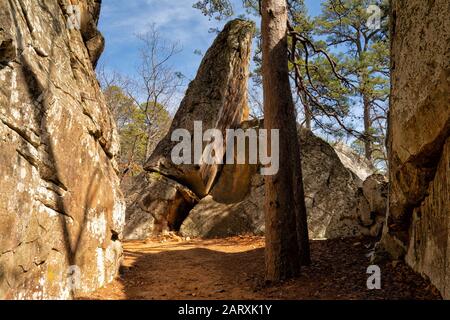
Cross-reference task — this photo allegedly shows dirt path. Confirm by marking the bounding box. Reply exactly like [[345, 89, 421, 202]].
[[82, 236, 441, 300]]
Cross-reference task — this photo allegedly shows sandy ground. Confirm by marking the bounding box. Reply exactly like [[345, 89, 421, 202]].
[[81, 235, 441, 300]]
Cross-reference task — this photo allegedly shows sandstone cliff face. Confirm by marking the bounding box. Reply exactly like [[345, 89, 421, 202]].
[[0, 0, 125, 299], [381, 0, 450, 299]]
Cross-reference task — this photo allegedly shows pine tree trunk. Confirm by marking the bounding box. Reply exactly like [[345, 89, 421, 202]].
[[363, 95, 372, 161], [261, 0, 311, 282]]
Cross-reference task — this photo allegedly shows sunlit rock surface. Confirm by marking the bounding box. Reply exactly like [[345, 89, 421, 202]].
[[0, 0, 124, 299], [381, 0, 450, 299], [144, 19, 255, 198]]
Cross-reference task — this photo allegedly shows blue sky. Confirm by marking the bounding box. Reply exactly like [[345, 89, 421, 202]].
[[98, 0, 323, 83]]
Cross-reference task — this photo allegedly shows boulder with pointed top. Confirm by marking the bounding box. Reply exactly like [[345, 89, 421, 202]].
[[144, 19, 255, 198]]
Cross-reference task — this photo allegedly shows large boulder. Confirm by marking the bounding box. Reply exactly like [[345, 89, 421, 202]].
[[179, 120, 264, 238], [123, 19, 255, 240], [180, 173, 265, 238], [299, 130, 370, 239], [352, 174, 388, 237], [144, 19, 255, 198], [0, 1, 125, 299], [180, 129, 386, 239], [380, 0, 450, 299], [124, 19, 387, 243]]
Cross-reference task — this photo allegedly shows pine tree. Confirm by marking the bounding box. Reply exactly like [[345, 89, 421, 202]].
[[313, 0, 389, 163]]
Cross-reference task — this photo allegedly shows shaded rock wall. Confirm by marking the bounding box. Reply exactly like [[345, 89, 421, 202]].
[[381, 0, 450, 299], [0, 0, 125, 299]]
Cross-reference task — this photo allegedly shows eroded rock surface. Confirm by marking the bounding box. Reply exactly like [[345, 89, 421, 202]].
[[180, 174, 265, 238], [0, 0, 124, 299], [352, 174, 388, 237], [380, 0, 450, 299]]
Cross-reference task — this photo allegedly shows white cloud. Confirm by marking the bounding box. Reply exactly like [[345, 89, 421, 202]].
[[100, 0, 214, 45]]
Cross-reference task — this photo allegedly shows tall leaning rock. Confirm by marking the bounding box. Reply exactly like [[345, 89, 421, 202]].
[[381, 0, 450, 299], [0, 0, 125, 299], [144, 19, 255, 197]]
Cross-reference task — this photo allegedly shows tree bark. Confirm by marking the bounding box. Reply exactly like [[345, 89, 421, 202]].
[[363, 95, 372, 161], [261, 0, 311, 282]]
